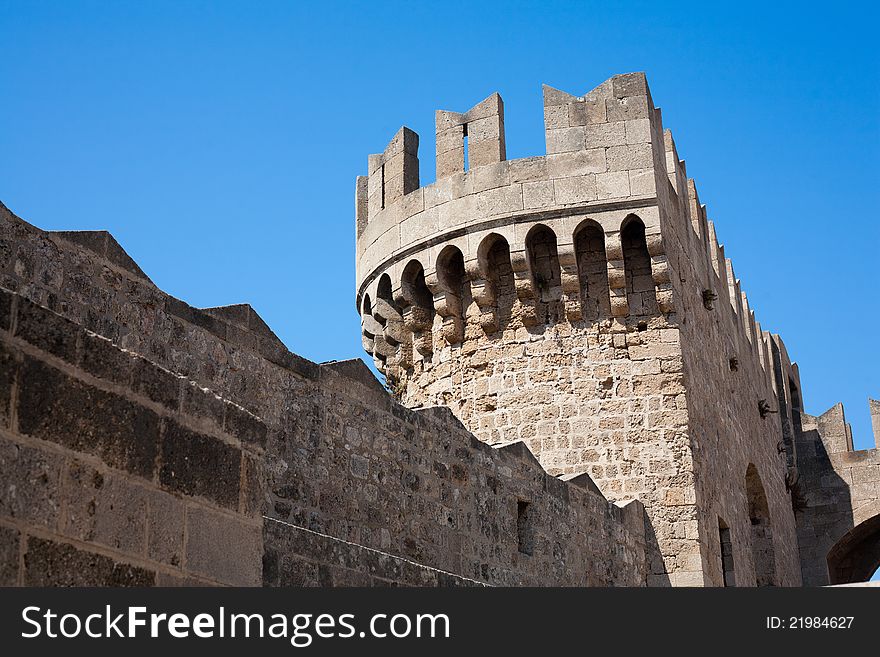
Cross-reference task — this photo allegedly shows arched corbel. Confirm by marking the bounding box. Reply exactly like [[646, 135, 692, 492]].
[[645, 232, 675, 314], [361, 332, 375, 355], [557, 242, 582, 322], [373, 296, 407, 345], [383, 284, 413, 369], [425, 267, 464, 345], [394, 280, 434, 357], [509, 248, 539, 327], [465, 256, 498, 333], [604, 230, 629, 317]]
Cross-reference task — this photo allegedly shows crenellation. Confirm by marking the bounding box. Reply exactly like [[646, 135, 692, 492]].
[[685, 178, 704, 242], [366, 126, 420, 221], [663, 129, 688, 202], [871, 399, 880, 448], [436, 93, 506, 179]]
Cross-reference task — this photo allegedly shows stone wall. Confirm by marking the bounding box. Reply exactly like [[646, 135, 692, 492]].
[[0, 287, 265, 586], [653, 128, 802, 586], [0, 204, 650, 587], [795, 404, 880, 585], [264, 360, 648, 586]]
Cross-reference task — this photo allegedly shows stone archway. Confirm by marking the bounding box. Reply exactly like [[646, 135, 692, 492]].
[[827, 508, 880, 585], [745, 464, 777, 586]]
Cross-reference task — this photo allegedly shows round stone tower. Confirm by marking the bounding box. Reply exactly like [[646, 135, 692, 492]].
[[356, 73, 805, 585], [356, 73, 683, 483]]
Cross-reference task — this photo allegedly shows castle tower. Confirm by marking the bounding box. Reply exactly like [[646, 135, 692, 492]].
[[355, 74, 804, 586]]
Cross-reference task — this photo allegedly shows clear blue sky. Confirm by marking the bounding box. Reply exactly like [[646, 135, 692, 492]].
[[1, 1, 878, 448]]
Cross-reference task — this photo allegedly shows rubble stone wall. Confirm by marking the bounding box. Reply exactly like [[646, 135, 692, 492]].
[[0, 206, 649, 587]]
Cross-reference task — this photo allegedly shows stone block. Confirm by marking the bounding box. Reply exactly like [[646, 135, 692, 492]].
[[181, 381, 226, 432], [79, 332, 132, 385], [0, 287, 12, 332], [475, 186, 523, 216], [0, 524, 20, 585], [470, 140, 504, 170], [17, 356, 160, 479], [568, 100, 606, 126], [471, 161, 509, 193], [147, 490, 185, 567], [553, 176, 597, 204], [0, 438, 63, 529], [584, 121, 627, 148], [543, 105, 569, 129], [224, 403, 267, 450], [159, 419, 242, 509], [241, 451, 264, 518], [132, 357, 181, 411], [596, 171, 631, 200], [509, 157, 547, 183], [606, 95, 650, 121], [0, 341, 16, 429], [63, 461, 151, 558], [185, 506, 261, 586], [547, 149, 606, 179], [607, 144, 654, 172], [629, 168, 656, 196], [23, 536, 155, 586], [612, 73, 648, 99], [14, 298, 80, 364], [523, 181, 555, 209], [436, 149, 464, 180], [546, 127, 585, 154], [626, 118, 652, 144]]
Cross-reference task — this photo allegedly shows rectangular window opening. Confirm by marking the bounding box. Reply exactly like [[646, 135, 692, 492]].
[[462, 123, 469, 172], [517, 500, 533, 556], [719, 518, 736, 587], [380, 163, 386, 209]]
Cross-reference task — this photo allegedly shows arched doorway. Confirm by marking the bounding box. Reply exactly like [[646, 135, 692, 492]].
[[827, 512, 880, 585], [745, 464, 777, 586]]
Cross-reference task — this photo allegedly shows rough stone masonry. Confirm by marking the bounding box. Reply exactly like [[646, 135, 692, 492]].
[[0, 73, 877, 587]]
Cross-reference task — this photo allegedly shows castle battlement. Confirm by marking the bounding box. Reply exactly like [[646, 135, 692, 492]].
[[355, 73, 781, 415]]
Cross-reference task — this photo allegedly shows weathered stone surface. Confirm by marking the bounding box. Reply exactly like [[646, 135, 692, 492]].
[[0, 341, 16, 429], [0, 438, 63, 530], [14, 297, 80, 364], [23, 536, 155, 586], [225, 402, 268, 449], [61, 460, 148, 555], [79, 331, 132, 385], [159, 420, 241, 509], [0, 525, 20, 585], [185, 507, 260, 586], [17, 356, 159, 479], [147, 490, 185, 567], [132, 358, 180, 411], [0, 228, 270, 588]]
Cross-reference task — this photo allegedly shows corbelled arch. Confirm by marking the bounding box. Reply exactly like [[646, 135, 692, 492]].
[[826, 502, 880, 585], [398, 259, 435, 359], [573, 218, 611, 321], [621, 214, 659, 318]]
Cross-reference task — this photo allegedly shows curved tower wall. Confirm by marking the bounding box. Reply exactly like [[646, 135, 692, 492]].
[[355, 73, 803, 585]]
